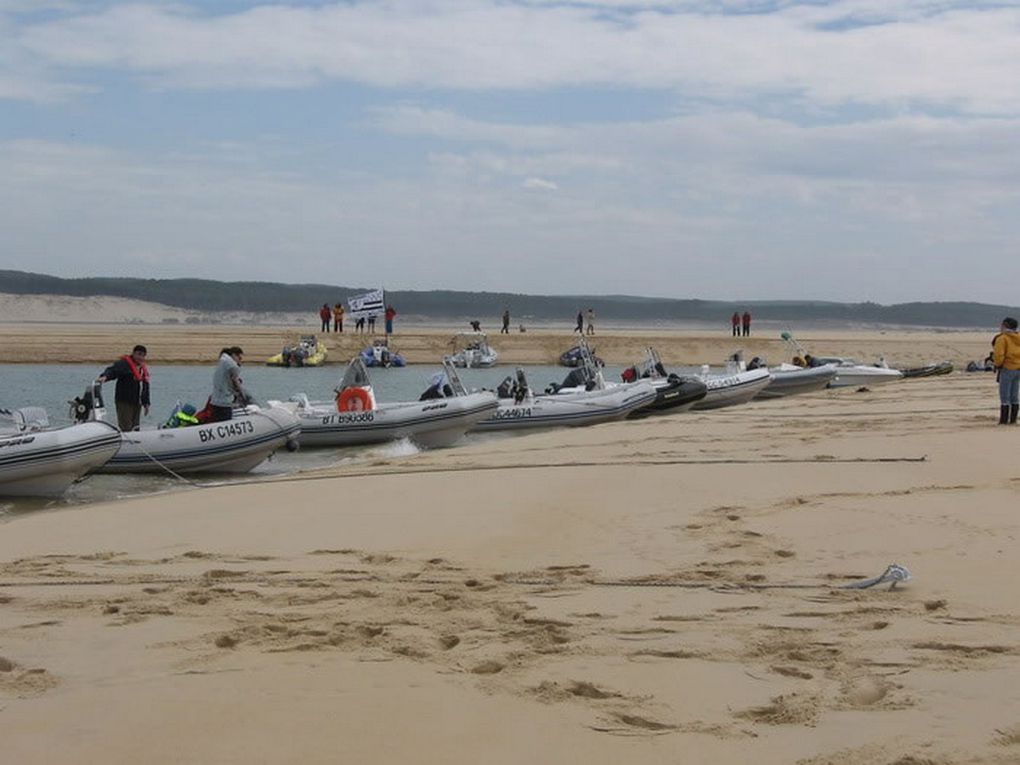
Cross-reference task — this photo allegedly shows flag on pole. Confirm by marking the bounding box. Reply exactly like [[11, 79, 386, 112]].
[[347, 288, 385, 320]]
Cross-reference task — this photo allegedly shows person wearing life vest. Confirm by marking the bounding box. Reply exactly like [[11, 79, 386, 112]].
[[97, 344, 151, 431]]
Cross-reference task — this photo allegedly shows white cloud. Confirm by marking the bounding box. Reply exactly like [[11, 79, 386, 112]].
[[523, 177, 558, 190], [2, 1, 1017, 113]]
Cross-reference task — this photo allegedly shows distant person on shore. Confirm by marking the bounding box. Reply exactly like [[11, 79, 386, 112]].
[[501, 308, 510, 334], [574, 311, 584, 334], [469, 320, 482, 332], [208, 346, 252, 422], [354, 315, 365, 333], [96, 344, 150, 431], [385, 305, 397, 335], [333, 303, 344, 333], [731, 312, 740, 337], [742, 311, 752, 337], [993, 316, 1020, 425], [586, 308, 595, 336], [367, 314, 377, 333], [319, 304, 331, 333]]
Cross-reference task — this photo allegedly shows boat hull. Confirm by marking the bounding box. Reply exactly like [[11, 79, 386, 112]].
[[628, 377, 707, 417], [98, 408, 300, 474], [475, 382, 657, 432], [289, 392, 499, 449], [692, 369, 774, 410], [0, 421, 122, 497], [756, 365, 837, 399], [827, 367, 904, 388]]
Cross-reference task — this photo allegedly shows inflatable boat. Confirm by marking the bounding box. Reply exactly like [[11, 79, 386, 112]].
[[273, 357, 498, 449], [0, 407, 121, 497]]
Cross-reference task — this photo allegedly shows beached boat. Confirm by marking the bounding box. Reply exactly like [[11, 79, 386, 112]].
[[691, 366, 774, 410], [0, 407, 122, 497], [778, 331, 902, 389], [559, 344, 604, 368], [475, 366, 657, 432], [266, 335, 328, 367], [618, 348, 708, 416], [273, 357, 498, 449], [359, 340, 406, 368], [809, 357, 904, 388], [755, 363, 837, 399], [448, 332, 498, 368], [66, 384, 301, 474], [900, 361, 953, 378]]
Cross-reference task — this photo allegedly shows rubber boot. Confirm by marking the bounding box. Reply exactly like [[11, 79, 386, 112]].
[[1000, 405, 1010, 425], [1011, 404, 1019, 424]]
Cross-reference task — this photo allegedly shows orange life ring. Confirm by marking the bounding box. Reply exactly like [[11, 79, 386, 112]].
[[336, 387, 373, 413]]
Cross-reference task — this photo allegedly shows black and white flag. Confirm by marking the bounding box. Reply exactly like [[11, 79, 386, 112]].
[[347, 288, 385, 319]]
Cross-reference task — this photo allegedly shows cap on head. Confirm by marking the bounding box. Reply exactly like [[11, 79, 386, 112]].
[[1003, 317, 1018, 330], [133, 344, 147, 355]]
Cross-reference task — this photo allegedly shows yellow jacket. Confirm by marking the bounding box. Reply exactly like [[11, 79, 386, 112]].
[[993, 331, 1020, 370]]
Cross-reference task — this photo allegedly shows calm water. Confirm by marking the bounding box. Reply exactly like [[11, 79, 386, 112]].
[[0, 361, 631, 518]]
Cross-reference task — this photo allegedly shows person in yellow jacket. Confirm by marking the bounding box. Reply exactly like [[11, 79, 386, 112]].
[[992, 316, 1020, 424]]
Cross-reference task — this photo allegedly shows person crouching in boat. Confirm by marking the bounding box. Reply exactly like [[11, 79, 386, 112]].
[[96, 344, 151, 431], [209, 346, 253, 422]]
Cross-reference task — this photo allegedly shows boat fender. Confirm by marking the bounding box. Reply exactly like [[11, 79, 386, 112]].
[[336, 387, 373, 412], [285, 437, 300, 453]]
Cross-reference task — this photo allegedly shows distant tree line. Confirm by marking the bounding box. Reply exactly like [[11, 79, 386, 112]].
[[1, 269, 1016, 328]]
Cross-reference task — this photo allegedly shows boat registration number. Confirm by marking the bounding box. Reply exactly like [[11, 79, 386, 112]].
[[493, 407, 532, 420], [199, 420, 255, 441], [322, 412, 375, 425]]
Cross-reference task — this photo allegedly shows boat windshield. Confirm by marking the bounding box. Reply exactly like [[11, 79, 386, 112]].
[[440, 357, 469, 396], [336, 357, 372, 392]]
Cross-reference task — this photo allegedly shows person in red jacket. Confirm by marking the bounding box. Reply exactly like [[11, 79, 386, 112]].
[[742, 311, 752, 337], [384, 305, 397, 335], [318, 303, 331, 332], [731, 311, 740, 337]]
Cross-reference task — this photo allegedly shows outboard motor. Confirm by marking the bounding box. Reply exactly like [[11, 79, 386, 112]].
[[70, 381, 105, 423]]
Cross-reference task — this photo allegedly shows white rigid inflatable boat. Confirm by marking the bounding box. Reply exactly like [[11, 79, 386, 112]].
[[0, 407, 121, 497], [691, 366, 774, 410], [70, 384, 301, 475], [756, 363, 838, 399], [811, 357, 904, 388], [273, 357, 499, 449], [475, 362, 658, 432]]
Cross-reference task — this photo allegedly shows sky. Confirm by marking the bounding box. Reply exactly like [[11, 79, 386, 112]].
[[1, 1, 1019, 303]]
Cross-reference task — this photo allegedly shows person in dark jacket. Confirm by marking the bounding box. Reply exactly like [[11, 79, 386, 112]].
[[97, 344, 151, 431]]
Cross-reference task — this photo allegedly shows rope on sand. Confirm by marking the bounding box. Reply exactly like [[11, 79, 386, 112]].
[[0, 564, 912, 591]]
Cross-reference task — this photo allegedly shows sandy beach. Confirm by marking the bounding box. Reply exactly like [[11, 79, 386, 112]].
[[2, 320, 1019, 764]]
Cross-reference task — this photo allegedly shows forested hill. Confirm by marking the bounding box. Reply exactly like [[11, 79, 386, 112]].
[[1, 269, 1015, 328]]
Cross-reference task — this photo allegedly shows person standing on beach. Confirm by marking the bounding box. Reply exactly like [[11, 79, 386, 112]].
[[209, 346, 252, 422], [574, 310, 584, 334], [319, 304, 331, 333], [993, 317, 1020, 424], [731, 312, 740, 336], [367, 314, 377, 333], [501, 308, 510, 334], [333, 303, 344, 333], [97, 344, 151, 431], [586, 308, 596, 336], [384, 305, 397, 336], [742, 311, 752, 337]]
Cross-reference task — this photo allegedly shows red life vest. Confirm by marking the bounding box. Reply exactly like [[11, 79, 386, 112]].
[[121, 355, 150, 382]]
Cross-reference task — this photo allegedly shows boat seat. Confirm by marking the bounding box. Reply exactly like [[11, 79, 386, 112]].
[[10, 407, 50, 432]]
